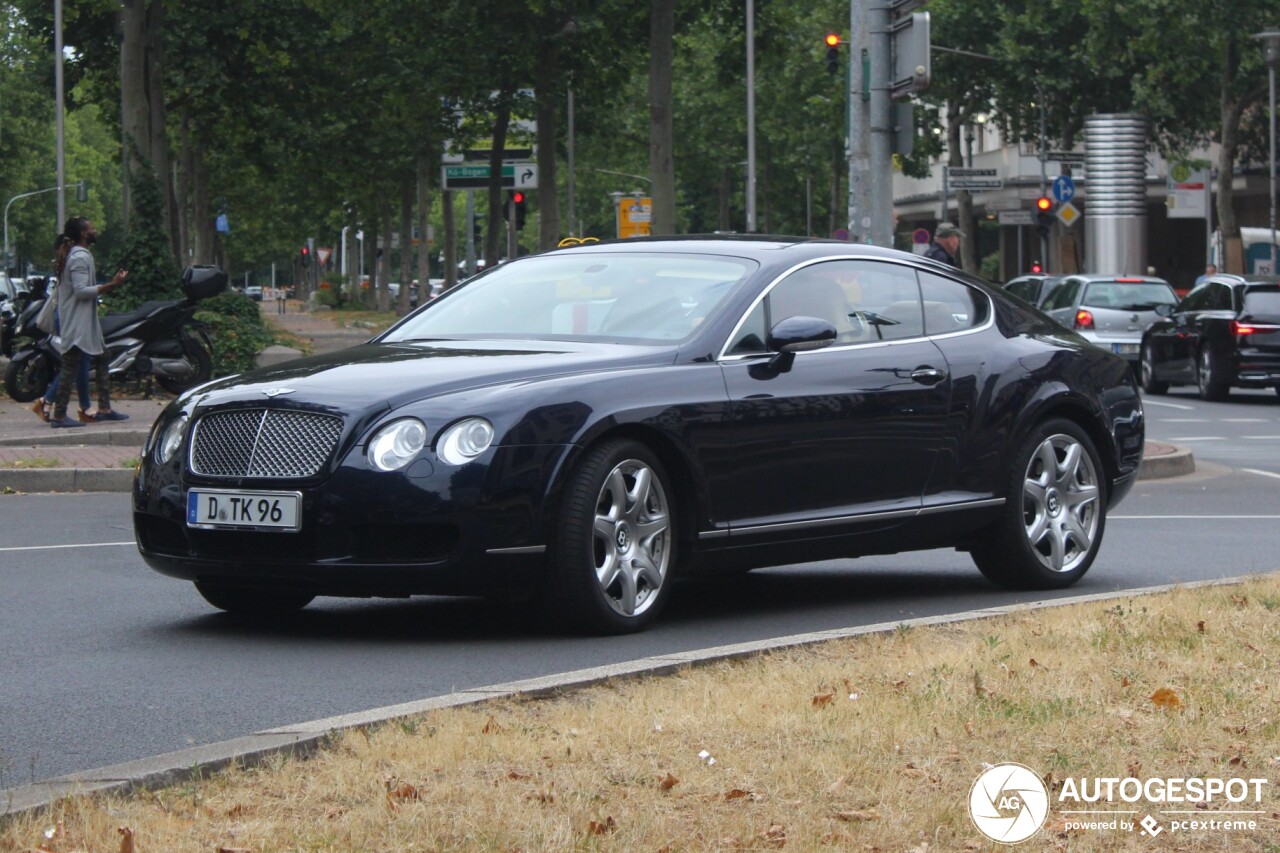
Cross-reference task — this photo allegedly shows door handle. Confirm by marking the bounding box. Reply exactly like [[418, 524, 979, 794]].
[[910, 367, 947, 385]]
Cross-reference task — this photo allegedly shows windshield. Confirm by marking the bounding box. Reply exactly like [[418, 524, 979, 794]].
[[1243, 289, 1280, 317], [384, 252, 756, 344], [1082, 281, 1179, 311]]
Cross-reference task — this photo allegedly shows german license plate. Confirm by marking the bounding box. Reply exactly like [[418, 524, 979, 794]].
[[187, 488, 301, 531], [1112, 343, 1139, 355]]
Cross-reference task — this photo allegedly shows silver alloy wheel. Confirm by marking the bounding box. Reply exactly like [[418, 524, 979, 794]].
[[1198, 347, 1211, 395], [591, 458, 671, 617], [1141, 347, 1154, 385], [1021, 434, 1100, 573]]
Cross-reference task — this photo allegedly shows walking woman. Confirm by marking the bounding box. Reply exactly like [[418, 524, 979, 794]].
[[48, 217, 130, 428]]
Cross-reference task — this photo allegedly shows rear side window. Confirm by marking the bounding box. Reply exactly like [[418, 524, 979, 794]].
[[1082, 282, 1178, 310], [1042, 279, 1081, 311], [918, 271, 989, 333]]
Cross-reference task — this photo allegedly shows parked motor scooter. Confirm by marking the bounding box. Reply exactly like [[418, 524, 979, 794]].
[[3, 265, 228, 403]]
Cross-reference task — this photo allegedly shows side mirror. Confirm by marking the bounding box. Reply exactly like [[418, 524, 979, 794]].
[[767, 315, 837, 353], [1154, 303, 1174, 317], [758, 315, 837, 375]]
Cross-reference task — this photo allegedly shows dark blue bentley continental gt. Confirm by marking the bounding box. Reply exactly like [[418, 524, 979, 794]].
[[133, 237, 1144, 633]]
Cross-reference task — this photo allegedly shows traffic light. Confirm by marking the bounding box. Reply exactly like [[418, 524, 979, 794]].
[[1035, 196, 1053, 239], [824, 32, 841, 75], [300, 246, 311, 266], [1030, 261, 1043, 274], [471, 214, 483, 247], [506, 189, 527, 229]]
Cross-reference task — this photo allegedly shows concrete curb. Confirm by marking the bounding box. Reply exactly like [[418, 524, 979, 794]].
[[1, 572, 1264, 818], [0, 428, 150, 448], [1136, 445, 1196, 480]]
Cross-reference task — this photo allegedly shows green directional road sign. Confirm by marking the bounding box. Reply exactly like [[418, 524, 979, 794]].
[[442, 163, 538, 191]]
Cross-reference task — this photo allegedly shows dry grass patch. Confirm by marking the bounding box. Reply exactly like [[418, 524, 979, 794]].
[[0, 457, 59, 469], [3, 577, 1279, 852]]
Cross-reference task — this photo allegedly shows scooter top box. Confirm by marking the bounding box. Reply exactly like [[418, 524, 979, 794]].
[[181, 265, 228, 301]]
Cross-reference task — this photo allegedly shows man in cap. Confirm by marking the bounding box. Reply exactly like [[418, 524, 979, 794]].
[[925, 222, 962, 267]]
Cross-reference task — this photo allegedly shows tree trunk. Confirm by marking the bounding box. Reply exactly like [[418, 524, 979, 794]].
[[176, 110, 192, 265], [367, 204, 379, 307], [1217, 35, 1249, 274], [119, 0, 149, 226], [398, 182, 412, 314], [378, 199, 393, 311], [191, 144, 212, 265], [443, 189, 457, 288], [417, 154, 433, 297], [534, 36, 560, 251], [719, 165, 732, 230], [648, 0, 676, 235], [144, 0, 175, 265], [485, 88, 513, 266]]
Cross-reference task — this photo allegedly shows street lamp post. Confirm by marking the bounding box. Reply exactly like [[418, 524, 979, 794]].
[[1253, 31, 1280, 273]]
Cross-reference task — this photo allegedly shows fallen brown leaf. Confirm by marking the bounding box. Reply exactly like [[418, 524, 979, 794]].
[[587, 816, 617, 835], [964, 720, 975, 737], [506, 770, 531, 781], [118, 826, 136, 853], [812, 692, 834, 708], [659, 773, 679, 791], [901, 764, 928, 779], [1151, 687, 1183, 709], [725, 788, 753, 801], [482, 716, 503, 734], [1231, 595, 1248, 608], [759, 822, 787, 847], [826, 775, 848, 795], [1197, 620, 1206, 634], [835, 809, 880, 822]]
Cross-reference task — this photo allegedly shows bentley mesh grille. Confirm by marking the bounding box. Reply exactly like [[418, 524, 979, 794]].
[[190, 409, 343, 478]]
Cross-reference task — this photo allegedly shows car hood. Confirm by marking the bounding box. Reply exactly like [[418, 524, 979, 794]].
[[188, 340, 676, 412]]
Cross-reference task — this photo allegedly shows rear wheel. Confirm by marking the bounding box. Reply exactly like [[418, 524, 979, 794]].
[[545, 439, 677, 634], [1196, 346, 1229, 401], [157, 339, 213, 395], [1139, 343, 1168, 395], [972, 418, 1106, 590], [4, 352, 55, 403], [195, 581, 314, 615]]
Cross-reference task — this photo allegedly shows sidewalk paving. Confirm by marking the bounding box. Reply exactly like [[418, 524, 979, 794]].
[[0, 303, 1193, 492]]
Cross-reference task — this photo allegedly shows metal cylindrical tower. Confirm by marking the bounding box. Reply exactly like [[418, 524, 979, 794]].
[[1085, 114, 1148, 274]]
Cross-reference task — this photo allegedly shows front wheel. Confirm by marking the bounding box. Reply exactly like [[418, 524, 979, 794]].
[[1139, 343, 1168, 395], [157, 338, 213, 395], [195, 581, 314, 615], [545, 439, 678, 634], [1196, 346, 1229, 401], [4, 352, 55, 403], [971, 418, 1106, 590]]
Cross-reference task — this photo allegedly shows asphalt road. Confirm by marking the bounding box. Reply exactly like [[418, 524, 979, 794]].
[[2, 389, 1279, 787]]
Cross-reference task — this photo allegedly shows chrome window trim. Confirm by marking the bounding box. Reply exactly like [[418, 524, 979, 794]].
[[696, 497, 1005, 539], [715, 255, 995, 363]]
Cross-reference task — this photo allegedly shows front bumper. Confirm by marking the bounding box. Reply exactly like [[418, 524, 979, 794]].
[[132, 442, 572, 598]]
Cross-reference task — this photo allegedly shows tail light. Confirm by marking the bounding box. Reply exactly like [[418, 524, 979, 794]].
[[1074, 309, 1094, 329], [1230, 320, 1256, 336]]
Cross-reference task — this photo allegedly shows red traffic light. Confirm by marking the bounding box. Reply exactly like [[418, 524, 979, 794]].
[[1030, 262, 1043, 274], [511, 191, 526, 204], [1035, 196, 1053, 212], [825, 32, 841, 47], [301, 246, 310, 255]]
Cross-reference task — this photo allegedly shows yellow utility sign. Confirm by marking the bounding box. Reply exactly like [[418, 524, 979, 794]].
[[617, 198, 653, 239]]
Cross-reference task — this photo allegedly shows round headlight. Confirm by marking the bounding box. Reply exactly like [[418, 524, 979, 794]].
[[436, 417, 494, 466], [157, 413, 189, 464], [368, 418, 428, 471]]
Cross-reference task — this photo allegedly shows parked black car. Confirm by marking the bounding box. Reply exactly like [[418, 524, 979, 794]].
[[132, 237, 1144, 633], [1140, 274, 1280, 400]]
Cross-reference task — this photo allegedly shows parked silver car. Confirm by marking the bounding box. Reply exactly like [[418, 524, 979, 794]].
[[1040, 274, 1179, 366]]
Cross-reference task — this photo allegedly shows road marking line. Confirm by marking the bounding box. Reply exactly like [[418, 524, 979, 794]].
[[1141, 399, 1195, 410], [0, 541, 134, 553], [1162, 436, 1225, 441], [1242, 435, 1280, 440], [1222, 418, 1268, 423], [1112, 514, 1280, 519], [1243, 468, 1280, 480], [1159, 418, 1209, 423]]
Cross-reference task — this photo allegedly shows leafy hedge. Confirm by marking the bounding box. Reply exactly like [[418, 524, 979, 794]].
[[195, 291, 277, 377]]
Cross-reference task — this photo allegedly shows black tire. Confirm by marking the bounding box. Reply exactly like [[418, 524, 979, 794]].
[[4, 353, 55, 403], [1139, 343, 1168, 395], [157, 338, 213, 395], [544, 438, 678, 634], [1196, 346, 1229, 401], [971, 418, 1107, 590], [195, 581, 314, 615]]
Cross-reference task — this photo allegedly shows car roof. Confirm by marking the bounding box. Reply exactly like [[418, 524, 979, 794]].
[[1064, 274, 1171, 284]]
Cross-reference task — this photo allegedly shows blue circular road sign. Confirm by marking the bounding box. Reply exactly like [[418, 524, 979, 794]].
[[1051, 175, 1076, 203]]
